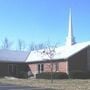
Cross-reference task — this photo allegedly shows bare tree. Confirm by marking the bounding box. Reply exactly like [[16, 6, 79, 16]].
[[1, 37, 12, 50], [28, 42, 46, 52], [28, 41, 57, 82], [17, 39, 26, 51], [37, 43, 46, 50], [28, 42, 35, 52], [41, 43, 56, 83]]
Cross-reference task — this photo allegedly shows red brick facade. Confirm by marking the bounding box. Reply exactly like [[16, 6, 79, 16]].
[[28, 64, 37, 74], [28, 46, 89, 76], [59, 61, 68, 74], [28, 61, 68, 75]]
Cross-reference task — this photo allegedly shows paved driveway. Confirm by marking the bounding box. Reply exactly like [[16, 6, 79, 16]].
[[0, 83, 51, 90]]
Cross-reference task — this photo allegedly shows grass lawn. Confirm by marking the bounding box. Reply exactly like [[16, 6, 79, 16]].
[[0, 78, 90, 90]]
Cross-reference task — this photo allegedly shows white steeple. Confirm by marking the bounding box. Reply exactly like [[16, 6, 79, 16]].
[[66, 8, 76, 47]]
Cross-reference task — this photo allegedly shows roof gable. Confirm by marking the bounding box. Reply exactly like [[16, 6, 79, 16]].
[[26, 41, 90, 63], [54, 41, 90, 59]]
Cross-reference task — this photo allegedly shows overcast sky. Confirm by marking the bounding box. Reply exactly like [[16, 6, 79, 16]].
[[0, 0, 90, 49]]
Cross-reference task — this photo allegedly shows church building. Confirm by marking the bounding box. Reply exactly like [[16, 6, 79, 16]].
[[0, 9, 89, 78], [26, 9, 90, 77]]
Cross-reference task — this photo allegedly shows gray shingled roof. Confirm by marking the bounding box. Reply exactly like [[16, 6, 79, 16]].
[[0, 49, 30, 63]]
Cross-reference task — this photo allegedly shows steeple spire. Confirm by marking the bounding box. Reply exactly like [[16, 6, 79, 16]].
[[66, 8, 76, 47]]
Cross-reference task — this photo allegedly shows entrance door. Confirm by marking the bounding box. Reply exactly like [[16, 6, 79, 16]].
[[37, 64, 44, 73]]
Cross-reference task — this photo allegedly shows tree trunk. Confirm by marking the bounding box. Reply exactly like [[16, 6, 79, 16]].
[[51, 62, 53, 83]]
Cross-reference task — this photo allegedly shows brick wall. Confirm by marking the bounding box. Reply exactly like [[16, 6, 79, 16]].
[[59, 61, 68, 74], [44, 61, 68, 73], [28, 61, 68, 75], [28, 64, 38, 75], [44, 63, 51, 72]]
